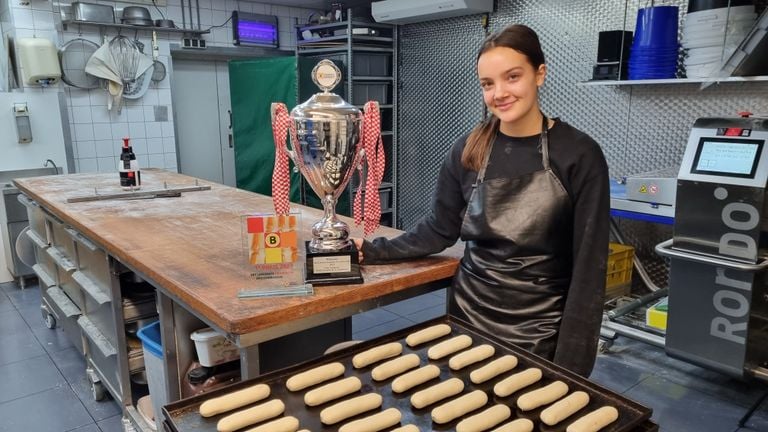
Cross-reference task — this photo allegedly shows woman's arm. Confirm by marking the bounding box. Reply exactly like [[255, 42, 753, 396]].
[[362, 139, 468, 263], [552, 140, 610, 377]]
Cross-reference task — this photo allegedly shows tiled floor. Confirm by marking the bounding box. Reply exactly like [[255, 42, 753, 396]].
[[0, 280, 765, 432]]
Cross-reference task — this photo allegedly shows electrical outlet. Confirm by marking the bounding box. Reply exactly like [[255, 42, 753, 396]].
[[182, 38, 207, 49]]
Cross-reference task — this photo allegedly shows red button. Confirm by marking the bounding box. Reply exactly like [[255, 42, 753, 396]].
[[725, 128, 743, 136]]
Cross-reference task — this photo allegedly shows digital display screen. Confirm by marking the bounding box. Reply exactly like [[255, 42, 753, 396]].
[[691, 138, 763, 178]]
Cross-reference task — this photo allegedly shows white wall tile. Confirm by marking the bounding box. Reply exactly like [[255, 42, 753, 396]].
[[72, 106, 92, 124], [147, 137, 163, 154], [148, 153, 165, 168], [142, 89, 159, 105], [137, 154, 149, 169], [162, 137, 176, 153], [78, 158, 98, 173], [129, 122, 146, 138], [132, 138, 148, 155], [143, 106, 155, 122], [12, 9, 33, 30], [91, 106, 111, 123], [28, 0, 52, 12], [95, 139, 115, 158], [158, 89, 172, 105], [74, 123, 94, 141], [164, 152, 178, 169], [70, 89, 92, 106], [111, 123, 130, 140], [97, 157, 116, 173], [145, 122, 162, 138], [199, 8, 212, 26], [126, 106, 144, 123], [161, 122, 175, 137], [93, 123, 113, 141], [77, 140, 97, 158], [31, 9, 53, 30]]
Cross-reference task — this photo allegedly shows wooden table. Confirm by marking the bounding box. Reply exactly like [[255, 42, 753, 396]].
[[14, 170, 461, 405]]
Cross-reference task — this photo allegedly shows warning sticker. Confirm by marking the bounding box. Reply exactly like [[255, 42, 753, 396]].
[[639, 185, 648, 194]]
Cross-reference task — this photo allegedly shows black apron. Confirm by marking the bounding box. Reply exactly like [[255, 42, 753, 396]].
[[449, 116, 573, 360]]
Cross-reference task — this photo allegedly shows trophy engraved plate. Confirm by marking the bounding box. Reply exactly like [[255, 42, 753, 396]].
[[271, 59, 367, 286]]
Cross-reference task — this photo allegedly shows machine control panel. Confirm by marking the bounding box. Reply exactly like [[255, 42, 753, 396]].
[[678, 117, 768, 187]]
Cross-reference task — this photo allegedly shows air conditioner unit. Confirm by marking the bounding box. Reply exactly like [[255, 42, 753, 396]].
[[371, 0, 493, 25]]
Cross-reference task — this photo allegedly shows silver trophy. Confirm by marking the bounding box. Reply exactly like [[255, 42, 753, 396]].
[[271, 60, 365, 285]]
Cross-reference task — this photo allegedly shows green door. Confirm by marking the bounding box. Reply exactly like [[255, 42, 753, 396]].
[[229, 56, 301, 203]]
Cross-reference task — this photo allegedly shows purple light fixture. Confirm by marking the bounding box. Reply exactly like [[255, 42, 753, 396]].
[[233, 12, 278, 47]]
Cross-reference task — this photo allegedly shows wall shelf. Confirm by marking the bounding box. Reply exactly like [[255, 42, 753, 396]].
[[62, 20, 209, 35], [297, 20, 394, 32], [579, 76, 768, 86]]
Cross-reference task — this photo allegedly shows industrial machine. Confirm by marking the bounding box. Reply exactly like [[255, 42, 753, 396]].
[[656, 116, 768, 381]]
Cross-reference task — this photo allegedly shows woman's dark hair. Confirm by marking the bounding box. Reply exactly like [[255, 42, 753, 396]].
[[462, 24, 546, 171]]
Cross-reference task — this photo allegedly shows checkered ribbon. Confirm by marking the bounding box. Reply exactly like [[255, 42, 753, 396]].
[[271, 103, 291, 215], [354, 101, 385, 236]]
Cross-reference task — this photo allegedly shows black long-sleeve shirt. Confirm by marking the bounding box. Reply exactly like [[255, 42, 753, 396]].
[[362, 119, 610, 376]]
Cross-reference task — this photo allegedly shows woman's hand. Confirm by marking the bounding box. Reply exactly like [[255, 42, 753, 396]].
[[352, 238, 364, 263]]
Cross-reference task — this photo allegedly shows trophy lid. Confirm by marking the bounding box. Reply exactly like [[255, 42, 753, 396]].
[[291, 60, 361, 120]]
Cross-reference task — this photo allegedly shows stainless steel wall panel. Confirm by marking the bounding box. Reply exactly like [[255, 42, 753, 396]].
[[398, 15, 486, 229]]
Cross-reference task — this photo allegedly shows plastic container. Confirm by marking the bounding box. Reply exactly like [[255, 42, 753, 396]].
[[136, 321, 167, 431], [606, 243, 634, 289], [190, 327, 239, 367], [646, 297, 669, 331], [633, 6, 680, 49]]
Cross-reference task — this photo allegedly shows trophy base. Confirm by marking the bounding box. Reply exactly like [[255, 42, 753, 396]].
[[305, 241, 363, 286]]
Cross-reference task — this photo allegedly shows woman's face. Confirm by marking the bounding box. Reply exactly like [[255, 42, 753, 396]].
[[477, 46, 546, 128]]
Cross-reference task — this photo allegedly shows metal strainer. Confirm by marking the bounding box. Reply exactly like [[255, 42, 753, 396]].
[[59, 38, 101, 89]]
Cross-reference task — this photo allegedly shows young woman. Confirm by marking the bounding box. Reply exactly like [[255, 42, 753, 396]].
[[355, 24, 609, 377]]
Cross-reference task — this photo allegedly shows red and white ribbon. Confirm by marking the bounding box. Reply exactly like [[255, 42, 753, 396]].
[[354, 101, 385, 236], [271, 103, 291, 215]]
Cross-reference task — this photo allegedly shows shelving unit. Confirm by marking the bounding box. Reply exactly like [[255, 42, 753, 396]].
[[61, 20, 209, 35], [580, 75, 768, 86], [19, 194, 158, 432], [295, 10, 399, 228]]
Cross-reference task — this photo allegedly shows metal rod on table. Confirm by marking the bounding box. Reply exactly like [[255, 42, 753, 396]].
[[606, 287, 668, 320], [602, 320, 666, 348]]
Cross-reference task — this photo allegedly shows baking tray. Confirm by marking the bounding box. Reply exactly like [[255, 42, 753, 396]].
[[163, 316, 654, 432]]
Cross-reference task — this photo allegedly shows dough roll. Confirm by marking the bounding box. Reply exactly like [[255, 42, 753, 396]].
[[199, 383, 271, 417], [392, 364, 441, 393], [338, 407, 402, 432], [411, 377, 464, 409], [304, 376, 362, 406], [241, 416, 299, 432], [449, 344, 495, 370], [216, 399, 285, 432], [431, 390, 489, 424], [517, 380, 569, 411], [320, 393, 383, 425], [493, 367, 542, 397], [566, 406, 619, 432], [372, 353, 420, 381], [428, 335, 473, 360], [391, 426, 419, 432], [491, 418, 535, 432], [456, 404, 511, 432], [286, 362, 345, 391], [353, 342, 403, 368], [406, 323, 452, 346], [540, 391, 590, 426], [470, 355, 518, 384]]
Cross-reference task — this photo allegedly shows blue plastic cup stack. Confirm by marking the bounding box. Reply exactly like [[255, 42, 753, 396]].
[[629, 6, 680, 79]]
